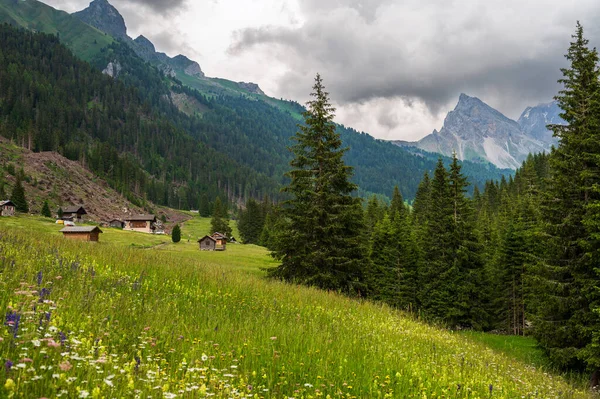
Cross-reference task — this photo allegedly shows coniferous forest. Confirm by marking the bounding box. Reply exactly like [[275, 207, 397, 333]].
[[241, 24, 600, 378]]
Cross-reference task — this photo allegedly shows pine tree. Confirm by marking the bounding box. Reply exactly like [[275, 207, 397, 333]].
[[269, 74, 366, 294], [365, 195, 383, 235], [238, 198, 265, 244], [0, 174, 6, 199], [199, 194, 210, 217], [10, 174, 28, 213], [171, 224, 181, 243], [392, 211, 419, 312], [210, 197, 232, 237], [389, 186, 407, 221], [57, 207, 64, 219], [367, 214, 398, 304], [41, 200, 51, 218], [532, 23, 600, 372]]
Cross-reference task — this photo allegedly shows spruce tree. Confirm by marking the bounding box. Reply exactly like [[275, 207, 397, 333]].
[[171, 224, 181, 243], [41, 200, 51, 218], [199, 194, 211, 217], [238, 198, 265, 244], [532, 23, 600, 372], [389, 186, 407, 221], [210, 197, 232, 237], [11, 174, 28, 213], [367, 214, 398, 304], [269, 74, 366, 294], [57, 207, 64, 219]]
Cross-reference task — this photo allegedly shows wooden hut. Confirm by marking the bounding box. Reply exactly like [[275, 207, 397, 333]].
[[60, 226, 103, 242], [62, 206, 87, 223], [124, 215, 156, 234], [108, 219, 125, 228], [198, 235, 217, 251], [210, 232, 227, 251], [0, 200, 16, 216]]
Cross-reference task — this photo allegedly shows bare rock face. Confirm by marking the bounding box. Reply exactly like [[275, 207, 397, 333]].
[[395, 94, 551, 170], [102, 61, 122, 78], [183, 61, 204, 78], [238, 82, 265, 95], [158, 64, 176, 78], [73, 0, 128, 40]]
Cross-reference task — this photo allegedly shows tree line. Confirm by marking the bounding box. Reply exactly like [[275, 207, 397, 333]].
[[239, 24, 600, 379]]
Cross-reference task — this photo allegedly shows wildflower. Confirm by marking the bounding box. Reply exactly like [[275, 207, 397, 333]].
[[79, 390, 90, 398], [104, 378, 114, 387], [32, 339, 41, 347], [59, 331, 67, 344], [39, 288, 51, 302], [36, 271, 43, 286], [4, 378, 15, 391], [5, 311, 21, 338], [47, 339, 60, 348], [270, 336, 277, 341], [201, 354, 208, 362], [59, 361, 72, 371], [5, 359, 13, 371]]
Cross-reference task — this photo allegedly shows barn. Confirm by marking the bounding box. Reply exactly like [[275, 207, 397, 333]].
[[0, 200, 16, 216], [60, 226, 103, 242], [62, 206, 87, 223], [123, 215, 156, 234], [198, 235, 217, 251], [108, 219, 125, 228]]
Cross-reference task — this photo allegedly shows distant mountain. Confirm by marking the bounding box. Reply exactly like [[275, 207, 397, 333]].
[[518, 101, 563, 146], [72, 0, 126, 40], [394, 94, 558, 169]]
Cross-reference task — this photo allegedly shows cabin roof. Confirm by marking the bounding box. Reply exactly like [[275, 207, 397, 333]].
[[198, 235, 216, 243], [60, 226, 103, 234], [124, 214, 156, 222], [211, 232, 227, 239], [0, 200, 15, 207], [63, 206, 87, 214]]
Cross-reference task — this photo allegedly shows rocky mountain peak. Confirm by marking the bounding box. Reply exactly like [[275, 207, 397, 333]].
[[73, 0, 128, 40], [134, 35, 155, 53]]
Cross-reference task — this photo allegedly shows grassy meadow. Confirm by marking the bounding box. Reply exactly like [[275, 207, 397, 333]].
[[0, 215, 594, 398]]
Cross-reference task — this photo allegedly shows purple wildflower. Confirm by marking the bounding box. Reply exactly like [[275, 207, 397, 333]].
[[134, 356, 141, 372], [5, 311, 21, 338], [59, 331, 67, 344], [39, 287, 51, 302], [5, 360, 13, 372], [45, 312, 51, 322], [36, 271, 43, 286]]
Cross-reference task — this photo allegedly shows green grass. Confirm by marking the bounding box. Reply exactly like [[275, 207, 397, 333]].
[[0, 215, 593, 398], [459, 331, 549, 369], [0, 0, 113, 61]]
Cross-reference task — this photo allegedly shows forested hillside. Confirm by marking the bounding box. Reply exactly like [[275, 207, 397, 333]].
[[0, 17, 510, 209]]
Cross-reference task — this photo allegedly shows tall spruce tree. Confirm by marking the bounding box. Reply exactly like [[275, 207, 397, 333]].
[[210, 196, 232, 237], [238, 198, 265, 244], [199, 194, 210, 217], [367, 214, 398, 304], [389, 186, 407, 221], [11, 174, 28, 213], [269, 74, 366, 294], [532, 23, 600, 372], [41, 200, 51, 218]]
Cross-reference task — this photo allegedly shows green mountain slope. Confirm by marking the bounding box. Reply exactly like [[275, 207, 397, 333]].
[[0, 0, 112, 61]]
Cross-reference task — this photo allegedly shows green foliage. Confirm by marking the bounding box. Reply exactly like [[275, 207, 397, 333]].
[[210, 197, 232, 238], [237, 198, 265, 244], [57, 207, 63, 219], [269, 75, 366, 294], [10, 173, 27, 213], [171, 224, 181, 243], [529, 23, 600, 371], [40, 200, 51, 218], [198, 194, 210, 217]]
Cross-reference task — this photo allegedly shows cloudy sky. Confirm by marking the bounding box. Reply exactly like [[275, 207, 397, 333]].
[[45, 0, 600, 141]]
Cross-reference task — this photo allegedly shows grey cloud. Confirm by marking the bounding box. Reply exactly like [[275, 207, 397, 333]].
[[114, 0, 187, 14], [230, 0, 600, 123]]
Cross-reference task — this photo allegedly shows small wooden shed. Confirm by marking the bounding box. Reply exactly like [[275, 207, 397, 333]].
[[210, 232, 227, 251], [198, 235, 217, 251], [60, 226, 103, 242], [124, 215, 156, 234], [0, 200, 16, 216], [109, 219, 125, 228], [62, 206, 87, 223]]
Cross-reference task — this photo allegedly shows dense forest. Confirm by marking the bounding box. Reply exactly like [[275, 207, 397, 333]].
[[0, 23, 509, 213], [239, 24, 600, 378]]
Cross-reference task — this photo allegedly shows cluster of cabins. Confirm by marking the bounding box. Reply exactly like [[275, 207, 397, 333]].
[[2, 201, 232, 251]]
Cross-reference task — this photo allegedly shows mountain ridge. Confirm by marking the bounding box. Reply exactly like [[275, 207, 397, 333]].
[[393, 94, 563, 169]]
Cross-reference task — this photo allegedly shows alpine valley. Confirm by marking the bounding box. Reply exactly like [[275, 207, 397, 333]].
[[0, 0, 516, 210]]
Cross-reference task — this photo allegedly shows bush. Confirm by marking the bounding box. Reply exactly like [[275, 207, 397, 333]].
[[171, 224, 181, 243]]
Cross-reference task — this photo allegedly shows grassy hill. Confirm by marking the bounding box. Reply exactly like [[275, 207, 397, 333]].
[[0, 138, 189, 226], [0, 0, 112, 61], [0, 215, 592, 398]]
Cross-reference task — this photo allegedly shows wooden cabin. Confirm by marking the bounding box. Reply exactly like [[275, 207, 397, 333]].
[[124, 215, 156, 234], [0, 200, 15, 216], [210, 232, 227, 251], [108, 219, 125, 228], [60, 226, 103, 242], [62, 206, 87, 223], [198, 235, 217, 251]]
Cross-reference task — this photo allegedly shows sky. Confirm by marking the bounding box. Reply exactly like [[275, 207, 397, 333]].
[[45, 0, 600, 141]]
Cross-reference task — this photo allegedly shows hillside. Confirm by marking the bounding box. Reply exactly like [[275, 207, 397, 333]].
[[0, 216, 592, 398], [0, 138, 188, 225]]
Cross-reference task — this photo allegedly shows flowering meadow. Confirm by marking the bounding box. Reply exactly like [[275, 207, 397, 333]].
[[0, 219, 594, 398]]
